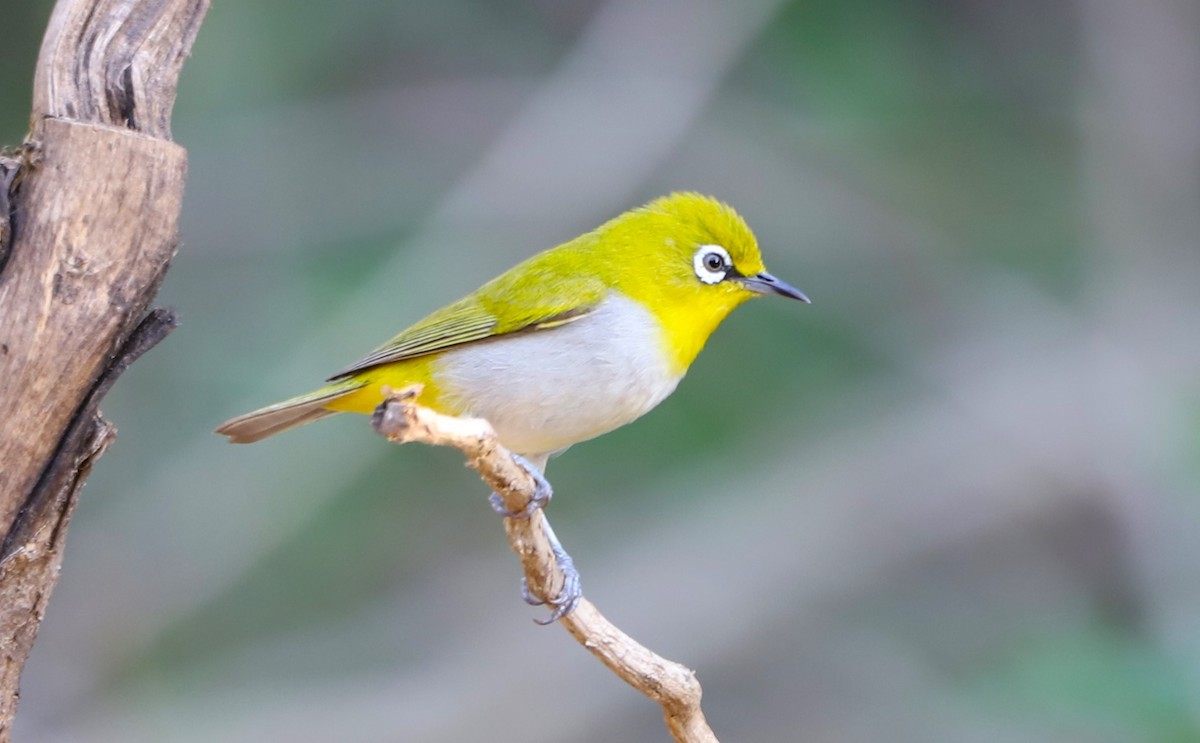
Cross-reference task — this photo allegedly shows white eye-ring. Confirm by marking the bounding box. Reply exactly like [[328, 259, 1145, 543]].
[[693, 244, 731, 285]]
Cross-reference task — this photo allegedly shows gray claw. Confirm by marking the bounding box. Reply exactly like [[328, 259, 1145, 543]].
[[489, 453, 552, 519], [525, 519, 583, 624]]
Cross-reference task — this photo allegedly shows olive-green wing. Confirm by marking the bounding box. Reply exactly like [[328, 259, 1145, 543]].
[[328, 263, 608, 380]]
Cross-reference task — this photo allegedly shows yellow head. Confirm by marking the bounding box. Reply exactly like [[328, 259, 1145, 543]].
[[581, 192, 808, 372]]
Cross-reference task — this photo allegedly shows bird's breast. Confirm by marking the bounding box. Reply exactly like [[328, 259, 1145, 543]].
[[434, 293, 681, 458]]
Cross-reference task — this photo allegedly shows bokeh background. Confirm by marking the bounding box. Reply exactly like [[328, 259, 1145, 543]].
[[3, 0, 1199, 741]]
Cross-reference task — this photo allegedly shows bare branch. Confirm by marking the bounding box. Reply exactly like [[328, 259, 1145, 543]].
[[372, 388, 719, 743]]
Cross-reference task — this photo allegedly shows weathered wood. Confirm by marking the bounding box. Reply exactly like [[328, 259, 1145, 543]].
[[0, 0, 208, 736], [33, 0, 208, 138], [0, 121, 185, 530]]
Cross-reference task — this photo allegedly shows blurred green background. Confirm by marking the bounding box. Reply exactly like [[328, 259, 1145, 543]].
[[3, 0, 1199, 741]]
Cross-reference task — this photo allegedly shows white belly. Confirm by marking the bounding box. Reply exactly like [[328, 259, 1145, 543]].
[[435, 293, 682, 459]]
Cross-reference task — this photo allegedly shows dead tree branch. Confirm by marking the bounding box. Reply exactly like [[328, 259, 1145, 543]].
[[0, 1, 208, 737], [372, 388, 719, 743]]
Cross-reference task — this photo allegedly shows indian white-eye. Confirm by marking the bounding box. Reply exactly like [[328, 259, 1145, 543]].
[[217, 192, 809, 473]]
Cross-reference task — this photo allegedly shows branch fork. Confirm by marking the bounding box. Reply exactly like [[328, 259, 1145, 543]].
[[371, 386, 719, 743]]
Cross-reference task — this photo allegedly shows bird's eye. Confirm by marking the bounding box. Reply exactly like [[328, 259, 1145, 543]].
[[693, 244, 731, 285]]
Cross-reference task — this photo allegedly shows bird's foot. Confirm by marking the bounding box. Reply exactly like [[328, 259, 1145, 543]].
[[520, 520, 583, 624], [485, 455, 580, 622], [488, 453, 552, 519]]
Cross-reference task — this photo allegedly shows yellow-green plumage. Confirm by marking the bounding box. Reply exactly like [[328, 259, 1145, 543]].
[[216, 193, 807, 458]]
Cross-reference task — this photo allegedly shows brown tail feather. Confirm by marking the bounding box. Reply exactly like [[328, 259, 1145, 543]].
[[216, 383, 364, 443]]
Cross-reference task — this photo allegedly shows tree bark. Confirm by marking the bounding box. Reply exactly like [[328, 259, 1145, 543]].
[[0, 1, 208, 737]]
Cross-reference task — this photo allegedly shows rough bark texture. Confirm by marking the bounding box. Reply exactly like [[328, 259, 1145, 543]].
[[0, 1, 208, 737]]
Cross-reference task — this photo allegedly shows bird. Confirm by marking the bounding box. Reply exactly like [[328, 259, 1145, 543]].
[[216, 192, 809, 619]]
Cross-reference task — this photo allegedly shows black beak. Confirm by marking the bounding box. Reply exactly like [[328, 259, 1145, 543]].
[[737, 272, 811, 303]]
